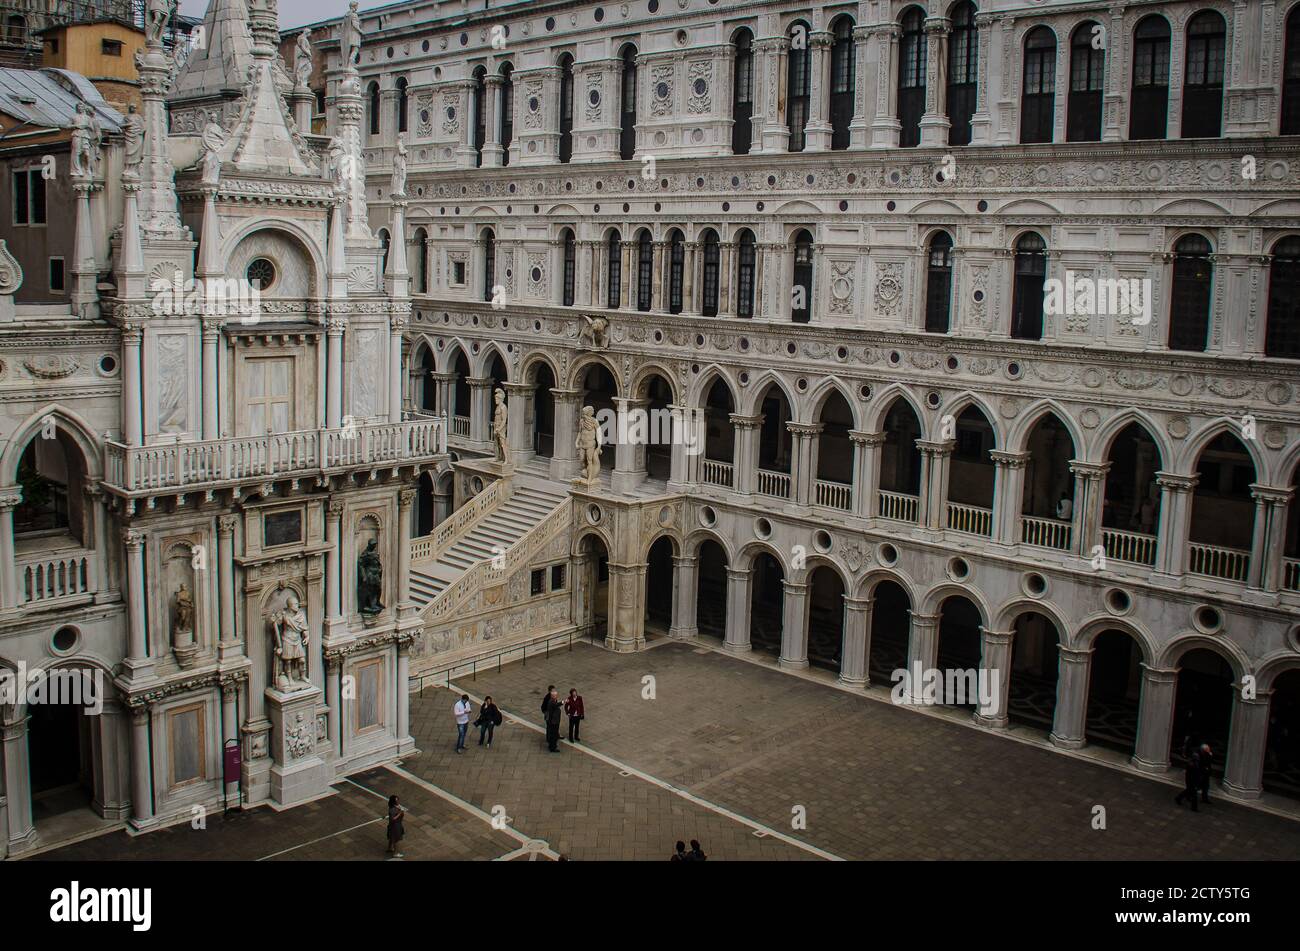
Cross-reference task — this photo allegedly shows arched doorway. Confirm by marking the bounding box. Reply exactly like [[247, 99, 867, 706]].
[[807, 565, 846, 673], [636, 372, 674, 483], [1006, 612, 1062, 732], [868, 580, 911, 686], [695, 539, 728, 643], [935, 596, 983, 707], [1170, 647, 1236, 780], [577, 534, 609, 639], [1084, 629, 1144, 754], [644, 536, 675, 635], [749, 551, 784, 656], [577, 362, 617, 472], [1264, 669, 1300, 798], [416, 470, 436, 537], [530, 362, 556, 458]]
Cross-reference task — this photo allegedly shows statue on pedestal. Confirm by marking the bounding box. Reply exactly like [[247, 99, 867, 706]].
[[198, 112, 226, 186], [342, 1, 363, 67], [122, 105, 144, 177], [576, 405, 603, 485], [70, 103, 101, 179], [391, 134, 407, 198], [492, 387, 510, 465], [294, 29, 313, 88], [357, 539, 384, 615], [145, 0, 176, 46], [271, 592, 310, 688], [172, 583, 194, 639]]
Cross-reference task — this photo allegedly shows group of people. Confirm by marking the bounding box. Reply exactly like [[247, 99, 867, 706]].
[[670, 840, 708, 862], [540, 685, 585, 752], [1174, 736, 1215, 812], [452, 694, 505, 752]]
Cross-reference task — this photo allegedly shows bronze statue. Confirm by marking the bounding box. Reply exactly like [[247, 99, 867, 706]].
[[357, 538, 384, 614]]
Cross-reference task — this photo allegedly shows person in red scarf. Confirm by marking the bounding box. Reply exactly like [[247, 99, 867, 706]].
[[564, 687, 585, 743]]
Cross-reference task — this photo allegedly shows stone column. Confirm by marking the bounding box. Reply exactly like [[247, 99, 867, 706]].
[[851, 431, 883, 517], [919, 442, 953, 530], [1, 716, 33, 849], [723, 566, 752, 653], [217, 515, 238, 650], [483, 75, 504, 167], [973, 627, 1013, 727], [0, 492, 19, 610], [622, 241, 636, 309], [1248, 485, 1291, 591], [905, 612, 940, 703], [606, 562, 646, 652], [787, 422, 821, 508], [550, 388, 581, 481], [683, 241, 696, 313], [919, 16, 951, 146], [1050, 646, 1093, 749], [220, 679, 239, 800], [397, 488, 414, 612], [1069, 460, 1109, 558], [1221, 688, 1271, 800], [122, 323, 144, 445], [870, 24, 902, 148], [325, 501, 344, 631], [71, 181, 99, 316], [466, 377, 494, 446], [1154, 472, 1198, 578], [396, 640, 412, 752], [720, 241, 734, 315], [1101, 6, 1126, 142], [651, 240, 665, 311], [667, 403, 692, 490], [388, 316, 406, 424], [803, 31, 833, 150], [201, 319, 221, 440], [778, 579, 809, 669], [504, 382, 534, 461], [849, 25, 871, 148], [669, 555, 699, 640], [1132, 665, 1179, 773], [129, 705, 154, 826], [326, 318, 345, 429], [610, 397, 648, 494], [730, 414, 762, 496], [840, 596, 872, 688], [990, 450, 1029, 544], [123, 529, 150, 672]]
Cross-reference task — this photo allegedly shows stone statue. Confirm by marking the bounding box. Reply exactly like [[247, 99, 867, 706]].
[[576, 405, 603, 484], [342, 1, 363, 67], [357, 538, 384, 615], [145, 0, 175, 46], [271, 591, 310, 688], [579, 314, 609, 350], [294, 28, 313, 88], [70, 103, 101, 179], [173, 582, 194, 637], [198, 111, 225, 185], [391, 134, 408, 197], [327, 137, 348, 193], [492, 387, 509, 465], [122, 104, 144, 175]]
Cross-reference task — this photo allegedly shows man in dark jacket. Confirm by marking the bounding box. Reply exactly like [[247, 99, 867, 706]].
[[1198, 743, 1213, 804], [541, 686, 563, 752], [1175, 744, 1202, 812]]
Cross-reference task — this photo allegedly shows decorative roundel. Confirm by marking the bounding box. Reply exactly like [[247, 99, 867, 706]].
[[655, 81, 670, 100], [693, 78, 706, 96], [877, 276, 901, 303], [589, 89, 600, 107], [528, 96, 540, 113]]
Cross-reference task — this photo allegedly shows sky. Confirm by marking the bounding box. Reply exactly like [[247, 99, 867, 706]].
[[178, 0, 384, 31]]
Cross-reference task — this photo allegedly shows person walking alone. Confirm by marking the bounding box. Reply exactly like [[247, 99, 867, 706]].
[[1175, 743, 1203, 812], [386, 795, 405, 857], [1198, 743, 1214, 804], [564, 687, 585, 743], [477, 695, 502, 747], [454, 694, 472, 753], [541, 686, 563, 752]]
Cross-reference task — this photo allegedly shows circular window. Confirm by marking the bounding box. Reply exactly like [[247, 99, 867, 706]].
[[972, 289, 985, 303], [1105, 587, 1132, 616], [946, 356, 959, 371], [839, 200, 848, 211], [755, 517, 772, 539], [246, 257, 276, 291], [546, 16, 555, 30], [699, 506, 717, 528], [98, 354, 118, 375], [1194, 605, 1223, 634], [1022, 572, 1048, 598], [886, 200, 897, 212], [926, 392, 941, 408], [947, 557, 970, 581], [422, 40, 430, 52], [530, 266, 542, 283], [444, 106, 453, 121], [594, 7, 604, 21], [977, 199, 989, 212], [888, 351, 901, 365], [859, 384, 871, 400], [656, 81, 669, 99], [813, 530, 832, 553], [649, 0, 659, 11], [51, 626, 79, 654], [878, 543, 898, 566]]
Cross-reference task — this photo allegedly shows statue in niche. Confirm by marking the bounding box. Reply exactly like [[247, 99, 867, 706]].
[[576, 405, 603, 485], [342, 0, 363, 67], [271, 591, 310, 688], [492, 387, 510, 465], [391, 134, 407, 197], [357, 538, 384, 615], [122, 105, 144, 177], [293, 28, 313, 88], [579, 314, 608, 350], [70, 103, 101, 179], [172, 582, 194, 639], [198, 111, 225, 186]]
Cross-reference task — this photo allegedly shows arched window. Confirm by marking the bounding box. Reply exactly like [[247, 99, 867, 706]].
[[898, 7, 927, 147], [637, 230, 653, 311], [732, 30, 754, 155], [378, 228, 390, 274], [606, 230, 623, 308], [1168, 234, 1213, 352], [500, 64, 514, 166], [668, 230, 685, 314], [791, 229, 813, 323], [1182, 11, 1225, 138], [396, 77, 408, 134], [925, 231, 954, 333], [1284, 7, 1300, 134], [1129, 16, 1170, 140], [787, 22, 812, 152], [414, 227, 428, 293], [562, 229, 576, 307], [737, 230, 756, 318], [1011, 232, 1047, 340], [1020, 27, 1057, 144], [829, 16, 855, 151], [558, 54, 574, 163], [701, 230, 720, 317], [620, 45, 637, 160], [482, 228, 496, 302], [368, 81, 380, 136], [472, 68, 486, 167], [947, 1, 978, 146], [1266, 236, 1300, 358], [1067, 21, 1104, 142]]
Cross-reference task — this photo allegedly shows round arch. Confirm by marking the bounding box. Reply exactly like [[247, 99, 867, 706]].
[[221, 220, 324, 299], [918, 582, 991, 626], [736, 539, 790, 573], [1159, 633, 1250, 680], [519, 350, 562, 386], [684, 528, 735, 563], [629, 362, 679, 402]]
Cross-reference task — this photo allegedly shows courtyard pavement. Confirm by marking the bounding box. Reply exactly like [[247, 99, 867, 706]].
[[31, 640, 1300, 861]]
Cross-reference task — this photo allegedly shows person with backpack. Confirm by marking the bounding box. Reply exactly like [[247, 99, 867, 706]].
[[477, 695, 503, 747]]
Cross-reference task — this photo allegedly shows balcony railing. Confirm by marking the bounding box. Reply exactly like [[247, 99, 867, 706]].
[[1021, 515, 1072, 551], [700, 459, 733, 488], [1188, 542, 1250, 583], [103, 418, 445, 493], [756, 468, 791, 499], [1285, 559, 1300, 592], [451, 415, 470, 438], [1102, 527, 1158, 566], [946, 501, 992, 537], [816, 479, 852, 511], [878, 489, 919, 523], [19, 549, 96, 606]]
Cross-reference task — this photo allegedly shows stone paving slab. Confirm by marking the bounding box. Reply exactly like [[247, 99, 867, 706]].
[[451, 640, 1300, 861]]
